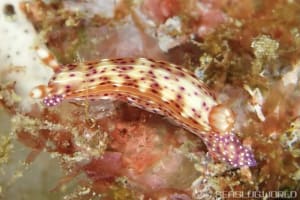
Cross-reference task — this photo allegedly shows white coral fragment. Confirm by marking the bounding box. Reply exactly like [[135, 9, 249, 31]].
[[244, 85, 266, 121]]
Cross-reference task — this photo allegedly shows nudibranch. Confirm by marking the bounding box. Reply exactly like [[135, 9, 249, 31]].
[[30, 54, 256, 168]]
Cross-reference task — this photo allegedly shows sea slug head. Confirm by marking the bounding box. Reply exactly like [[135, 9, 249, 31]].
[[30, 69, 84, 107], [30, 85, 64, 107]]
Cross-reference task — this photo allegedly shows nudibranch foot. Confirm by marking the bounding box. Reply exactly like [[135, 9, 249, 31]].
[[203, 133, 257, 168]]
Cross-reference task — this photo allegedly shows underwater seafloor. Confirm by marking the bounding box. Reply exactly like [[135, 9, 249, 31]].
[[0, 0, 300, 199]]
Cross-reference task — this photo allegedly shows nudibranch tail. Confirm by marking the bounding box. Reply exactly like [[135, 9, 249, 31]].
[[203, 133, 257, 168]]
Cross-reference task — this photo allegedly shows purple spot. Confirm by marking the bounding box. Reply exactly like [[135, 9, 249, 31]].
[[43, 95, 63, 107], [179, 86, 185, 91], [100, 77, 109, 81], [120, 66, 126, 70], [164, 76, 169, 80], [148, 70, 154, 75], [151, 83, 159, 88], [203, 133, 257, 168], [69, 73, 75, 77]]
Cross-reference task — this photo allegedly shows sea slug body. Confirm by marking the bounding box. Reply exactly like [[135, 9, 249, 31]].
[[31, 56, 256, 168]]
